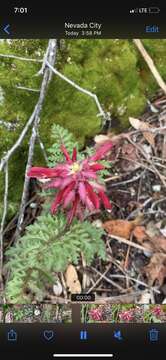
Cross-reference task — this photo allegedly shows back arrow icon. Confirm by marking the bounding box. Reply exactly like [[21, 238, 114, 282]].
[[3, 24, 10, 35]]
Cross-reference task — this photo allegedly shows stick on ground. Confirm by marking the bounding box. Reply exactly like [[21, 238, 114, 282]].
[[133, 39, 166, 95]]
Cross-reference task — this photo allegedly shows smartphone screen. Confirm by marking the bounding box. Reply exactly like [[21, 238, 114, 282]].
[[0, 2, 165, 359]]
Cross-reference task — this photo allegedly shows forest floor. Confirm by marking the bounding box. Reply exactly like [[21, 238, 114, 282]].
[[3, 93, 166, 305], [86, 93, 166, 305]]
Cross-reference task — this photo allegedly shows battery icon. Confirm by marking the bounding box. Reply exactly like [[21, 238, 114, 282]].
[[149, 7, 160, 14]]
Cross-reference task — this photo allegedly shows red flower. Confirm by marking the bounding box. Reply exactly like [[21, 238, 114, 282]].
[[118, 310, 134, 322], [152, 306, 162, 317], [27, 142, 112, 223], [89, 308, 103, 321]]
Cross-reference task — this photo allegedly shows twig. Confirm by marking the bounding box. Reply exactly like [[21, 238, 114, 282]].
[[109, 274, 160, 294], [0, 53, 42, 62], [0, 119, 18, 131], [15, 39, 57, 237], [120, 156, 154, 174], [151, 197, 166, 210], [133, 39, 166, 95], [81, 252, 88, 291], [126, 136, 166, 186], [90, 266, 125, 292], [124, 233, 133, 271], [94, 290, 151, 304], [0, 163, 8, 289], [16, 86, 40, 93], [87, 263, 112, 294], [37, 131, 49, 163], [0, 106, 37, 172], [46, 60, 108, 123], [105, 173, 142, 187], [129, 126, 166, 135], [60, 272, 68, 299], [108, 233, 153, 253]]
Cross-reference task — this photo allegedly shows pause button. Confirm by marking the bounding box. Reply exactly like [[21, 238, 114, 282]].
[[80, 330, 88, 340]]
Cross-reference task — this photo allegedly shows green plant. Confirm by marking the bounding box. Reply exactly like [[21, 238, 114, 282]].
[[143, 308, 162, 323], [47, 124, 79, 166], [5, 213, 106, 303], [13, 308, 25, 321], [47, 124, 111, 183]]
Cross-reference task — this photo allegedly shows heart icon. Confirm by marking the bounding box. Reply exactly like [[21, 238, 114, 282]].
[[43, 330, 54, 341]]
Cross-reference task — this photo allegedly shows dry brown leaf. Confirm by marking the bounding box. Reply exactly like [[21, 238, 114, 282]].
[[129, 117, 155, 148], [65, 264, 81, 294], [144, 253, 166, 286], [133, 225, 166, 253], [150, 235, 166, 253], [133, 226, 154, 254], [133, 226, 148, 242], [103, 218, 141, 239]]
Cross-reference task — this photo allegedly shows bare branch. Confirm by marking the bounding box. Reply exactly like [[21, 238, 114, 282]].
[[46, 60, 107, 122], [0, 53, 42, 63], [0, 163, 8, 287], [37, 131, 48, 163], [0, 41, 55, 173], [15, 40, 57, 237], [0, 106, 38, 172]]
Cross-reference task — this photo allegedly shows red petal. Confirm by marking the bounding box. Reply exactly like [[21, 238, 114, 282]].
[[89, 163, 105, 172], [90, 141, 113, 162], [78, 182, 86, 203], [27, 167, 59, 179], [60, 176, 74, 189], [51, 189, 65, 214], [61, 144, 72, 163], [67, 195, 79, 224], [85, 182, 100, 209], [63, 190, 75, 208], [82, 171, 97, 180], [72, 147, 77, 161], [61, 181, 76, 200], [84, 197, 95, 212], [99, 191, 112, 209]]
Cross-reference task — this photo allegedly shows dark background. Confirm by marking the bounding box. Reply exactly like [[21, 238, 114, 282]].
[[0, 1, 165, 38]]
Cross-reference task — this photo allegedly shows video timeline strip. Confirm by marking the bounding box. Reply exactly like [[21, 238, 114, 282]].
[[0, 304, 166, 323]]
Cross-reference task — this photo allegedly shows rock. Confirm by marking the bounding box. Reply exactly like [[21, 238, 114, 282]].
[[152, 184, 161, 192], [53, 280, 63, 296]]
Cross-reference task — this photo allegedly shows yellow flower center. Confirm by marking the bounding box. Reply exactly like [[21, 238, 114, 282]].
[[70, 162, 81, 174]]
